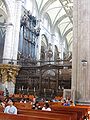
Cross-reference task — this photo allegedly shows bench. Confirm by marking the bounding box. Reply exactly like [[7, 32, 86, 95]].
[[0, 112, 73, 120], [14, 102, 87, 120], [18, 109, 77, 120], [14, 102, 32, 110], [76, 105, 90, 119], [51, 105, 88, 120]]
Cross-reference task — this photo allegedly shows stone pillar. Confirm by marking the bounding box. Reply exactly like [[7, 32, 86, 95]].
[[3, 23, 14, 63], [0, 64, 21, 95], [50, 34, 55, 61], [12, 0, 22, 63], [37, 25, 42, 61], [72, 0, 90, 104], [60, 42, 64, 60]]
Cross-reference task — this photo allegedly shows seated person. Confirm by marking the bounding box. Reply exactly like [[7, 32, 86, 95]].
[[20, 99, 24, 103], [42, 103, 51, 111], [32, 101, 42, 110], [0, 101, 5, 108], [4, 99, 17, 114], [70, 100, 75, 106], [63, 100, 70, 106]]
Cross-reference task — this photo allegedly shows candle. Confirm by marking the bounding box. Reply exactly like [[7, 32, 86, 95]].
[[44, 88, 46, 93], [34, 87, 35, 92]]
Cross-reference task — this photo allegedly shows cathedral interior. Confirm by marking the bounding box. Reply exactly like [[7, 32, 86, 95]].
[[0, 0, 90, 105]]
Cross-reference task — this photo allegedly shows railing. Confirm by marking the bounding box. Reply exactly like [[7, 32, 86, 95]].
[[0, 58, 72, 68]]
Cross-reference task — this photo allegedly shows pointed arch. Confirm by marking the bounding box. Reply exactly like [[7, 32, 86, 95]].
[[3, 0, 10, 17]]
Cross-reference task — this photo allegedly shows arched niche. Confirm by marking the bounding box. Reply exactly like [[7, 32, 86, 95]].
[[54, 45, 60, 61], [40, 34, 48, 61], [42, 69, 56, 89]]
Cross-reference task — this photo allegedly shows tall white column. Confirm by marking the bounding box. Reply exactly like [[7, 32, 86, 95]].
[[37, 24, 43, 61], [12, 0, 22, 63], [3, 23, 14, 63], [59, 42, 64, 60], [72, 0, 90, 104], [51, 34, 55, 61]]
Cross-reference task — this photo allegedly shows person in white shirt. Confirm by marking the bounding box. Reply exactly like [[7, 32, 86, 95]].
[[4, 99, 17, 114], [42, 103, 51, 111]]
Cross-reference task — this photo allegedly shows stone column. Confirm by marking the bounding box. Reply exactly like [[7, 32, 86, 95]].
[[12, 0, 22, 63], [0, 64, 21, 95], [60, 42, 64, 60], [50, 34, 55, 61], [37, 25, 42, 61], [72, 0, 90, 104], [3, 23, 14, 63]]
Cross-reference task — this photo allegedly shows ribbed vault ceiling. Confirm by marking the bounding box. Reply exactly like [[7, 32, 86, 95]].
[[0, 0, 73, 52], [35, 0, 73, 51]]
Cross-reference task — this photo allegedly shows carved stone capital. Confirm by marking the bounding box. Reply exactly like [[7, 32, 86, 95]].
[[0, 64, 21, 84]]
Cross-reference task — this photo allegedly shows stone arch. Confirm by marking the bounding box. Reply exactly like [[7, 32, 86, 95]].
[[42, 12, 52, 31], [32, 0, 39, 17], [0, 8, 7, 20], [2, 0, 10, 18]]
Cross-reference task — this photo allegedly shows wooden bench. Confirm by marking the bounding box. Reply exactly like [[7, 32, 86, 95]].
[[76, 105, 90, 119], [1, 102, 88, 120], [14, 102, 88, 120], [51, 105, 88, 120], [0, 105, 77, 120], [0, 112, 73, 120], [14, 102, 32, 110], [18, 109, 77, 120]]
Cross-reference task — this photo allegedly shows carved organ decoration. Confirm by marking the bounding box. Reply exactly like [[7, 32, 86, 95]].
[[18, 10, 40, 62]]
